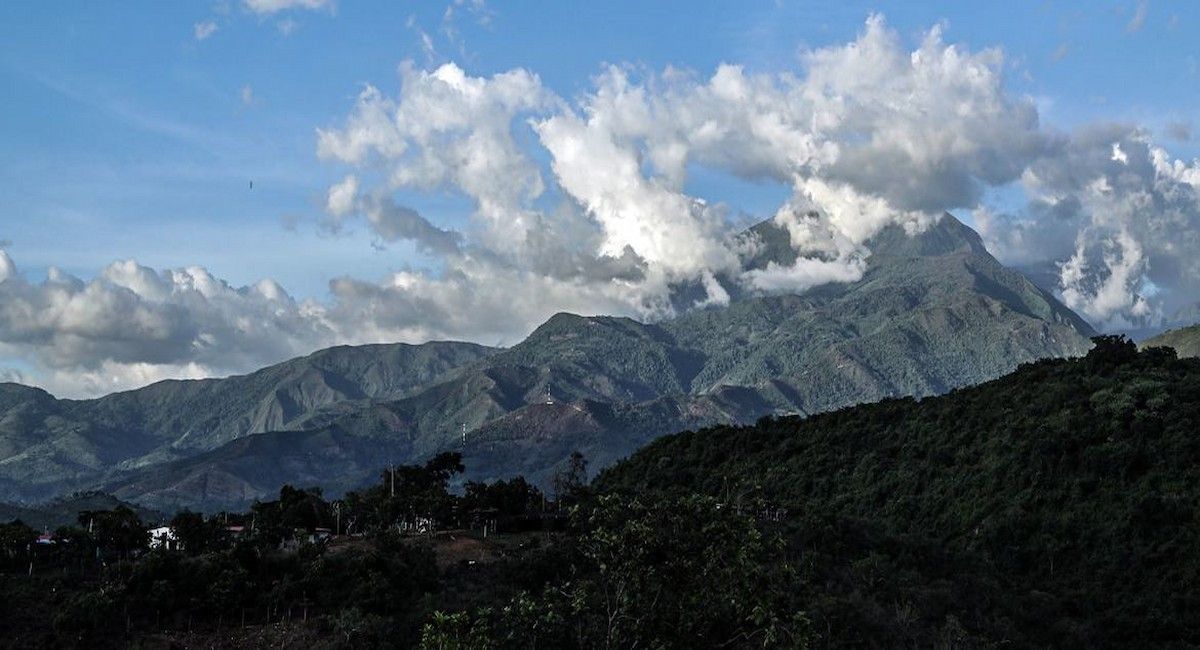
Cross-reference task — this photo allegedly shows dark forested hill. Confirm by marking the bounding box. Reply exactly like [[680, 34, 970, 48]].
[[0, 491, 160, 530], [598, 338, 1200, 647], [2, 215, 1096, 510]]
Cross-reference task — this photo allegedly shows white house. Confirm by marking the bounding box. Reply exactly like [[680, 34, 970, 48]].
[[148, 526, 182, 551]]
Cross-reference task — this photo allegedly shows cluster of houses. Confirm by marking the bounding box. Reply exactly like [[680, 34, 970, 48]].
[[144, 523, 249, 552], [143, 523, 342, 553]]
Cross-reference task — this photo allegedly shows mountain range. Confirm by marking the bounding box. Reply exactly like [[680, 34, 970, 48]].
[[0, 215, 1095, 511]]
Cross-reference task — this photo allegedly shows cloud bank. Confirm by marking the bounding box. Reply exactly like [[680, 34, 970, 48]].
[[5, 15, 1200, 396]]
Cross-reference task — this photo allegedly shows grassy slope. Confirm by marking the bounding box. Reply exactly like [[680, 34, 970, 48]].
[[1144, 323, 1200, 358]]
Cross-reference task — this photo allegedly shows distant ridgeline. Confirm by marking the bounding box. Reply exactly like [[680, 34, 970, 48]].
[[0, 215, 1095, 512], [598, 337, 1200, 647]]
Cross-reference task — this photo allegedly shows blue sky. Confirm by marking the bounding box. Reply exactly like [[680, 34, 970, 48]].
[[2, 1, 1195, 296], [2, 1, 1199, 395]]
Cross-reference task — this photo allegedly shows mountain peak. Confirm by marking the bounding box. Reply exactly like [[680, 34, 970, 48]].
[[742, 212, 987, 271], [868, 213, 988, 258]]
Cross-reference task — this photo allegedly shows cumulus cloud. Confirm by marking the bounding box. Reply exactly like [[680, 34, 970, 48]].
[[0, 256, 334, 378], [977, 124, 1200, 327], [317, 16, 1048, 313], [317, 62, 557, 254]]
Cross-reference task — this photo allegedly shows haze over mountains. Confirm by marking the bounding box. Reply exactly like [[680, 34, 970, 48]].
[[1, 215, 1095, 511]]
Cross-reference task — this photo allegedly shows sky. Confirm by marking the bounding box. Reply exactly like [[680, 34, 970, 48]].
[[2, 0, 1199, 397]]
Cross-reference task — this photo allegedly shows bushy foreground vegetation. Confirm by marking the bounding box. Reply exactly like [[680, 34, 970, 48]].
[[3, 336, 1197, 648], [0, 450, 806, 648]]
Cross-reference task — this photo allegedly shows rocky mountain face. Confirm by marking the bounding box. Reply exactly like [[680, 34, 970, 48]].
[[1, 215, 1096, 511]]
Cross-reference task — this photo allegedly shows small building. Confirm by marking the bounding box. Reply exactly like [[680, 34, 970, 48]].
[[148, 526, 182, 551]]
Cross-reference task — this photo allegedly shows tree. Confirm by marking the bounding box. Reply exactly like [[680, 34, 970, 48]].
[[1086, 335, 1139, 366], [251, 485, 333, 543], [0, 520, 37, 569], [79, 506, 148, 559], [571, 494, 809, 648], [462, 477, 544, 518], [169, 510, 223, 555], [424, 494, 811, 649], [552, 451, 588, 504], [377, 452, 466, 527]]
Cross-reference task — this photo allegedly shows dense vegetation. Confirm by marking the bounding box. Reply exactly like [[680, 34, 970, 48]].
[[600, 336, 1200, 647], [1, 449, 807, 648]]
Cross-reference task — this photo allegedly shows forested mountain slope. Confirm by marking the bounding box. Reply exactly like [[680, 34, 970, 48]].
[[599, 338, 1200, 647]]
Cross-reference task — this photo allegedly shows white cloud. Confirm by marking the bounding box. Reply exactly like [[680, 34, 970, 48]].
[[325, 174, 358, 217], [0, 249, 15, 283], [193, 20, 218, 41], [317, 62, 557, 254], [1111, 142, 1128, 164], [316, 17, 1044, 310], [240, 84, 255, 106], [979, 125, 1200, 328], [243, 0, 332, 15], [1059, 229, 1151, 325], [0, 257, 338, 395]]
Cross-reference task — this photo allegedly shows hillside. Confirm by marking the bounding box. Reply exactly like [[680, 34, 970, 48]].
[[3, 215, 1095, 510], [1, 492, 161, 530], [1143, 323, 1200, 358], [598, 339, 1200, 647], [0, 341, 496, 501]]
